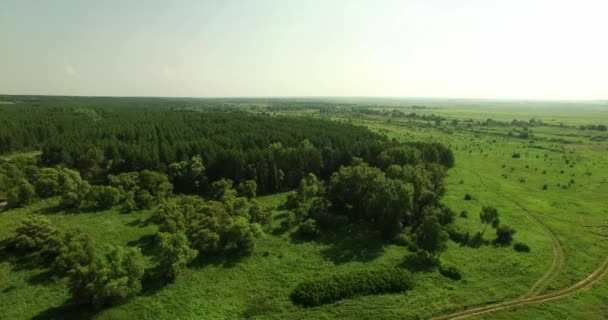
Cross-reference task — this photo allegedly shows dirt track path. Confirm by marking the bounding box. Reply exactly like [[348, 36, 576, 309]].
[[467, 169, 565, 298], [432, 256, 608, 320], [431, 169, 608, 319]]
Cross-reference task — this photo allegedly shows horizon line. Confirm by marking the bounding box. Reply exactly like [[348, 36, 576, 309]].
[[0, 93, 606, 103]]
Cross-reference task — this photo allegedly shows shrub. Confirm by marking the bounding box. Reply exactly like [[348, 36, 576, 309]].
[[447, 227, 470, 245], [290, 268, 414, 307], [464, 194, 472, 201], [298, 219, 320, 238], [439, 265, 462, 280], [9, 215, 58, 253], [53, 229, 94, 273], [513, 242, 531, 253], [393, 233, 411, 247], [237, 180, 257, 199], [134, 189, 154, 210], [512, 153, 521, 158], [7, 179, 36, 208], [496, 225, 516, 245], [68, 245, 145, 307], [156, 232, 198, 279], [459, 210, 468, 218], [248, 201, 272, 227], [89, 185, 121, 209]]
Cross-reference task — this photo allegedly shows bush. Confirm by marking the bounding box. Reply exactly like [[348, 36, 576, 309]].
[[156, 232, 198, 279], [9, 215, 58, 253], [53, 229, 94, 273], [496, 225, 516, 245], [393, 233, 411, 247], [464, 194, 472, 201], [447, 227, 470, 245], [290, 268, 414, 307], [89, 185, 121, 209], [512, 153, 521, 158], [459, 210, 468, 218], [68, 245, 145, 307], [298, 219, 320, 238], [439, 264, 462, 280], [513, 242, 531, 253], [7, 179, 36, 208], [237, 180, 257, 199]]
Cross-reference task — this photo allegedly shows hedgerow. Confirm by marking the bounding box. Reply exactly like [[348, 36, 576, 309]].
[[290, 268, 414, 307]]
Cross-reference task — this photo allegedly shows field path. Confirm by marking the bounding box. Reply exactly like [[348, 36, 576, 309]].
[[466, 169, 566, 298], [431, 256, 608, 320], [430, 169, 608, 319]]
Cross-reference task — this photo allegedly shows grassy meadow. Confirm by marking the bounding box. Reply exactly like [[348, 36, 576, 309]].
[[0, 99, 606, 319]]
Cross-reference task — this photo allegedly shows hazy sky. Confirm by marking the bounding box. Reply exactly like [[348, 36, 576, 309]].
[[1, 0, 607, 99]]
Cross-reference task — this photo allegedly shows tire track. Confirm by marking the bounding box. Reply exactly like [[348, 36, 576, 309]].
[[432, 256, 608, 320], [466, 169, 565, 297], [431, 169, 608, 320]]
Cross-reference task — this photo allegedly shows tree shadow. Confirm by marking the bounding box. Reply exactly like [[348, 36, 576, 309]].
[[27, 269, 60, 286], [126, 234, 157, 256], [140, 265, 172, 296], [189, 250, 249, 269], [399, 254, 439, 273], [30, 302, 100, 320], [125, 216, 155, 228], [311, 223, 385, 264], [0, 238, 13, 264], [34, 205, 102, 215]]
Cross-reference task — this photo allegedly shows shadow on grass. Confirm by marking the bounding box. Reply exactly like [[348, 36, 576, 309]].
[[27, 268, 60, 286], [0, 238, 13, 264], [292, 223, 385, 265], [140, 265, 172, 296], [127, 234, 157, 256], [34, 205, 103, 215], [189, 250, 249, 269], [30, 301, 100, 320], [125, 216, 155, 228], [399, 254, 440, 273]]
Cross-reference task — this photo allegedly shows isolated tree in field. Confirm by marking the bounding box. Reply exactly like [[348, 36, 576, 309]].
[[495, 225, 516, 245], [156, 231, 198, 279], [415, 214, 449, 258], [480, 206, 500, 235]]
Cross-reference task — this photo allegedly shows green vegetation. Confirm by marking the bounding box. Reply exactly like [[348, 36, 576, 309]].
[[0, 96, 606, 319], [290, 268, 414, 307]]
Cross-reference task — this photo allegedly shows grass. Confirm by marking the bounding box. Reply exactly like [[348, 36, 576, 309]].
[[0, 102, 607, 319]]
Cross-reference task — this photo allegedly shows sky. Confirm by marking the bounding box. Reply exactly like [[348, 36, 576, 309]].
[[1, 0, 607, 99]]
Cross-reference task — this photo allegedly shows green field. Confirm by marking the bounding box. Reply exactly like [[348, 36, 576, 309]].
[[0, 97, 606, 319]]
